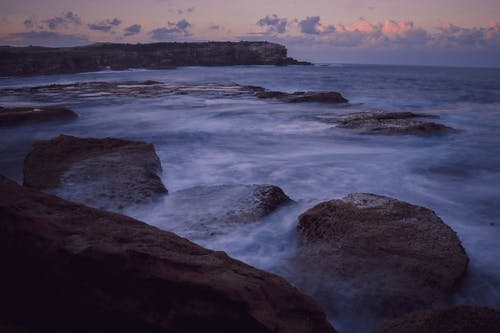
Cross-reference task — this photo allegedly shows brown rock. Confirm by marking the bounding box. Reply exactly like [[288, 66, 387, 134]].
[[334, 111, 454, 135], [0, 175, 337, 333], [23, 135, 167, 211], [0, 106, 77, 126], [296, 193, 468, 316], [373, 305, 500, 333], [157, 184, 293, 238]]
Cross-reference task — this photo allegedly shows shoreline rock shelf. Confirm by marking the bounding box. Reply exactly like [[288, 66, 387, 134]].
[[0, 175, 337, 333], [296, 193, 468, 317], [23, 135, 167, 211]]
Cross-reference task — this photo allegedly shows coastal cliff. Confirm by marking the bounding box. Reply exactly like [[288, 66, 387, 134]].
[[0, 41, 310, 76]]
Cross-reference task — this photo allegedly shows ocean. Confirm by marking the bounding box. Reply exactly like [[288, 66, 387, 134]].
[[1, 64, 500, 332]]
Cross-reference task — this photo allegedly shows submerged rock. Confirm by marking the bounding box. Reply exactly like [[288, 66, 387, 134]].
[[152, 184, 293, 239], [0, 106, 77, 127], [333, 111, 454, 135], [296, 193, 468, 317], [23, 135, 167, 211], [373, 305, 500, 333], [0, 175, 336, 333]]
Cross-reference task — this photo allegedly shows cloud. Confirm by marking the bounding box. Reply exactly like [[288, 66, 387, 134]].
[[150, 19, 192, 40], [124, 24, 141, 37], [0, 31, 89, 47], [209, 24, 221, 31], [43, 11, 81, 30], [298, 16, 335, 35], [257, 14, 288, 34], [88, 18, 121, 32]]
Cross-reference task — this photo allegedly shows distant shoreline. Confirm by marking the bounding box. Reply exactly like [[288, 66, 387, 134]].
[[0, 41, 311, 76]]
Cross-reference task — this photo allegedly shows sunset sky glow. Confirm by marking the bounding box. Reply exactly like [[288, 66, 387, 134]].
[[1, 0, 499, 67]]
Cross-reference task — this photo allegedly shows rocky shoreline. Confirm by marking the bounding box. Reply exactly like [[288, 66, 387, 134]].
[[1, 71, 497, 332], [1, 131, 499, 332], [0, 41, 311, 76]]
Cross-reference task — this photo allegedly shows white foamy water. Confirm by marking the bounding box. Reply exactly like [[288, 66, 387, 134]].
[[1, 64, 499, 332]]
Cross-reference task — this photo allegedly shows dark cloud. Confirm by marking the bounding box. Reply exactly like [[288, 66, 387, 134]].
[[24, 19, 34, 29], [88, 18, 121, 32], [43, 11, 81, 30], [209, 24, 220, 31], [124, 24, 142, 36], [0, 31, 89, 47], [257, 14, 287, 34], [298, 16, 335, 35], [299, 16, 321, 35], [177, 7, 195, 15], [150, 19, 192, 40]]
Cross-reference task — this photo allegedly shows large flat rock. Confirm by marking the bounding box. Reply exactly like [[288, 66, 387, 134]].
[[296, 193, 468, 317], [0, 175, 336, 333], [373, 305, 500, 333], [23, 135, 167, 211]]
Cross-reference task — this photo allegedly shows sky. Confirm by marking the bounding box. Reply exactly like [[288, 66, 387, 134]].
[[1, 0, 499, 67]]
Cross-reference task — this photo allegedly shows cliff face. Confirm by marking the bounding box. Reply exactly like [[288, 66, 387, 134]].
[[0, 42, 310, 76]]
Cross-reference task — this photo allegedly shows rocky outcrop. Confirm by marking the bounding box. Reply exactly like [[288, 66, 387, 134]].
[[296, 193, 468, 317], [0, 106, 77, 127], [0, 175, 336, 333], [155, 184, 293, 239], [373, 305, 500, 333], [23, 135, 167, 211], [0, 42, 311, 76], [335, 111, 454, 134]]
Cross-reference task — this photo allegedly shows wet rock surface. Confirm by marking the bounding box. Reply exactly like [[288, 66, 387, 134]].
[[150, 184, 293, 239], [295, 193, 468, 317], [314, 111, 454, 135], [23, 135, 167, 211], [0, 81, 348, 104], [0, 106, 77, 127], [0, 175, 337, 333], [0, 42, 310, 76], [373, 305, 500, 333]]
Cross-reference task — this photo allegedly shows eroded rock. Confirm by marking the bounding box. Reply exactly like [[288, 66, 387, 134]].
[[336, 111, 453, 134], [0, 175, 336, 333], [0, 106, 77, 127], [373, 305, 500, 333], [296, 193, 468, 317], [23, 135, 167, 211], [150, 184, 293, 239]]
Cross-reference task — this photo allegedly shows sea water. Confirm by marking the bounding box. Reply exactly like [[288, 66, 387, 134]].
[[1, 64, 500, 332]]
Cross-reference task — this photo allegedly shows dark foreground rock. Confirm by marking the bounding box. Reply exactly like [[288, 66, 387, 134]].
[[373, 305, 500, 333], [153, 184, 293, 239], [0, 106, 77, 127], [313, 111, 454, 135], [296, 193, 468, 317], [0, 42, 311, 76], [23, 135, 167, 211], [0, 175, 336, 333]]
